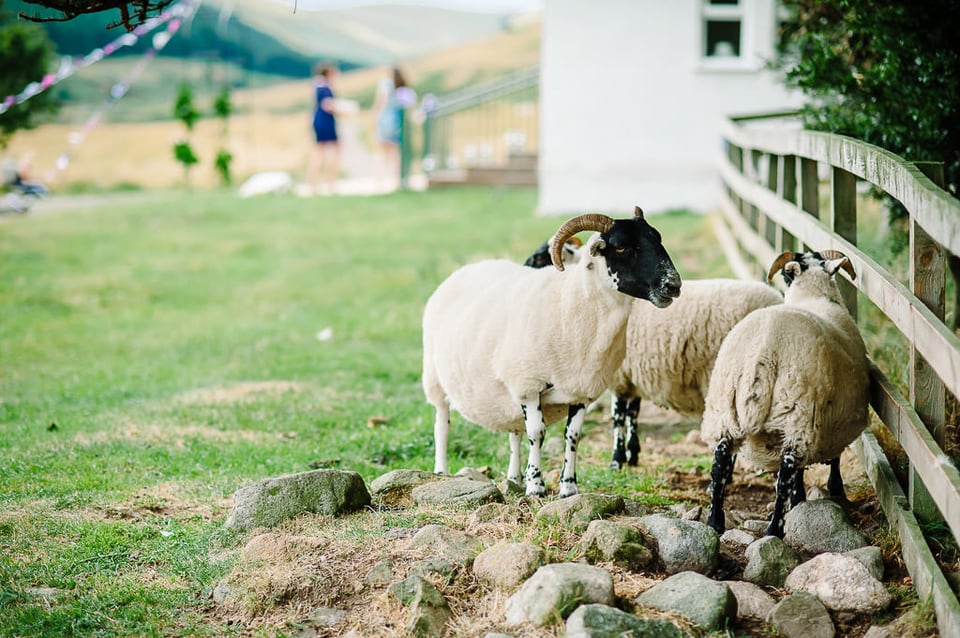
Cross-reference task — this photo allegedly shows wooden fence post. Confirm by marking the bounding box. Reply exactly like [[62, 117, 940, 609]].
[[830, 167, 858, 318], [910, 161, 948, 523], [778, 155, 797, 254], [800, 158, 819, 252]]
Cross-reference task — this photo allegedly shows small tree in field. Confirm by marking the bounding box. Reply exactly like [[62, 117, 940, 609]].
[[172, 82, 199, 184], [212, 84, 232, 185], [0, 1, 59, 147]]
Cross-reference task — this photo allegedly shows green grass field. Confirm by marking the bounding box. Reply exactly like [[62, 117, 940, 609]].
[[0, 187, 729, 636]]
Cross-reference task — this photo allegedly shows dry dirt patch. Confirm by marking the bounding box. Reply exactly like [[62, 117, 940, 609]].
[[177, 381, 307, 405]]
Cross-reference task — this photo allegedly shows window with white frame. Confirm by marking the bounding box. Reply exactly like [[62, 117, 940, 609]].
[[703, 0, 745, 60]]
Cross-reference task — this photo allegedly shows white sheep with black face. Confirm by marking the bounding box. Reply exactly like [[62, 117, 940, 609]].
[[609, 279, 783, 469], [700, 250, 870, 538], [423, 208, 682, 498]]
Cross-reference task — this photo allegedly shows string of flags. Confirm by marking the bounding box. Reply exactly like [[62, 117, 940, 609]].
[[0, 0, 201, 116], [51, 0, 201, 176]]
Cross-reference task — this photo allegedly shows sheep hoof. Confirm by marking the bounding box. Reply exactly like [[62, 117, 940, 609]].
[[609, 460, 622, 470]]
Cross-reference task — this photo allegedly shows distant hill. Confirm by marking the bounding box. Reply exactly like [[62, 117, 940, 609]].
[[217, 0, 509, 66], [10, 0, 520, 77]]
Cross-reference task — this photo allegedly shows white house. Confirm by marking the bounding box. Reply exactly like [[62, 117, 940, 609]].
[[537, 0, 802, 215]]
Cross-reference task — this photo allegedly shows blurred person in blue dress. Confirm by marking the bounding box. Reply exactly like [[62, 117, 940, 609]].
[[307, 63, 340, 195], [373, 66, 417, 192]]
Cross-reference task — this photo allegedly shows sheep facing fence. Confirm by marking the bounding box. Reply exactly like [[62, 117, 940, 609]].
[[716, 112, 960, 637]]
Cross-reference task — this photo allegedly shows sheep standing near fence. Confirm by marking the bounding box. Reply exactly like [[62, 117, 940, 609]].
[[423, 208, 682, 497], [700, 250, 870, 537], [609, 279, 783, 469]]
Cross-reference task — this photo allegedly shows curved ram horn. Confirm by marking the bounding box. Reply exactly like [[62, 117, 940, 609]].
[[819, 249, 857, 280], [549, 213, 615, 271], [767, 251, 796, 283]]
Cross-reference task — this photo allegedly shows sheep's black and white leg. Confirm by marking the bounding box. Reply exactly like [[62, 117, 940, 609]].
[[610, 395, 641, 469], [611, 395, 628, 469], [791, 466, 807, 507], [826, 456, 846, 500], [625, 397, 641, 466], [559, 403, 585, 498], [627, 397, 640, 467], [432, 401, 450, 476], [521, 401, 547, 497], [507, 432, 522, 485], [706, 437, 735, 533], [767, 450, 800, 538]]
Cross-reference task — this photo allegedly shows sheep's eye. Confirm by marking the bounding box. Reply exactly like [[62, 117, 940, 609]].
[[614, 247, 626, 254]]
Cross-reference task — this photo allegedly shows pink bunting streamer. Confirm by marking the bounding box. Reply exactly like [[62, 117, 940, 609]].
[[0, 0, 201, 116]]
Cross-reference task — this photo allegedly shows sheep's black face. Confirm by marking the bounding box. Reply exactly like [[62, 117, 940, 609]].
[[780, 252, 824, 286], [600, 216, 682, 307]]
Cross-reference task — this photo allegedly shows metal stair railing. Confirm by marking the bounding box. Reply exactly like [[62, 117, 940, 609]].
[[420, 66, 540, 177]]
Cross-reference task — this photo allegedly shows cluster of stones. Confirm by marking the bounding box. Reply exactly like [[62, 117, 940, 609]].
[[219, 467, 896, 637]]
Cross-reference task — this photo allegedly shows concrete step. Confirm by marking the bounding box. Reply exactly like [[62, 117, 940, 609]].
[[429, 166, 537, 188]]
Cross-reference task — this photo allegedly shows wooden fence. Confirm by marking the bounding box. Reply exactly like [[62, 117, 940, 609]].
[[716, 112, 960, 636]]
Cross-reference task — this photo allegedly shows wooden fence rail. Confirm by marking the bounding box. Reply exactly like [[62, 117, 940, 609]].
[[717, 113, 960, 637]]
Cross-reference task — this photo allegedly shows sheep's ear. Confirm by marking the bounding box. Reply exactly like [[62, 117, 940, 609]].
[[590, 238, 606, 256], [825, 256, 856, 280], [784, 261, 802, 280]]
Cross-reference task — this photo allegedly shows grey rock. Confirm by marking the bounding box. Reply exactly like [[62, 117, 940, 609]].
[[364, 558, 395, 586], [474, 542, 545, 588], [638, 514, 719, 575], [723, 580, 775, 622], [370, 469, 438, 505], [565, 603, 687, 637], [410, 524, 484, 567], [741, 519, 769, 534], [862, 626, 896, 638], [622, 499, 655, 517], [537, 493, 625, 532], [413, 558, 457, 585], [578, 519, 654, 570], [669, 504, 702, 521], [498, 478, 526, 497], [785, 552, 892, 612], [455, 467, 491, 482], [681, 505, 702, 521], [635, 571, 737, 631], [412, 477, 504, 507], [743, 535, 801, 588], [389, 574, 452, 638], [504, 563, 615, 626], [304, 607, 346, 627], [784, 499, 867, 553], [844, 545, 885, 581], [224, 469, 370, 531], [384, 527, 418, 540], [720, 528, 755, 547], [766, 591, 835, 638], [212, 579, 231, 605], [470, 502, 526, 525]]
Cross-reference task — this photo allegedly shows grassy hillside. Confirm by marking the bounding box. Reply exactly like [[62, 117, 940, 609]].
[[4, 19, 541, 191], [12, 0, 519, 75], [217, 0, 511, 66]]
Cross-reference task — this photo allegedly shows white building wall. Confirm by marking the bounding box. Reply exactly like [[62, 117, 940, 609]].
[[538, 0, 802, 215]]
